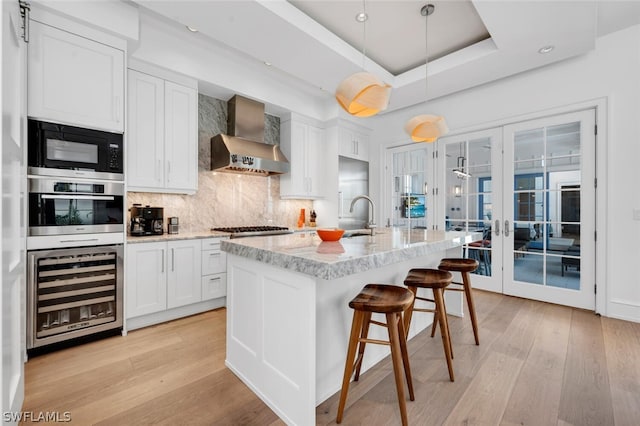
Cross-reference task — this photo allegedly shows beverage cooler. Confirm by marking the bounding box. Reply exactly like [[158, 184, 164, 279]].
[[27, 245, 123, 349]]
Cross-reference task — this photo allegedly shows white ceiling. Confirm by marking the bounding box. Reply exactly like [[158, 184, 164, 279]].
[[288, 0, 491, 75], [134, 0, 640, 115]]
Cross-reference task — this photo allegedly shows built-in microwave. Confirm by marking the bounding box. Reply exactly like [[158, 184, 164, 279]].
[[28, 178, 124, 236], [28, 119, 123, 180]]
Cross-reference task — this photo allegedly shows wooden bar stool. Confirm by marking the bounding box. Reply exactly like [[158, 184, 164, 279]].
[[337, 284, 415, 426], [403, 268, 455, 382], [436, 258, 480, 345]]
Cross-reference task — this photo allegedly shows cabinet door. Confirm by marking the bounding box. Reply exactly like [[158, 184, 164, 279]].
[[28, 20, 124, 132], [202, 273, 227, 301], [164, 81, 198, 193], [167, 239, 202, 309], [127, 70, 164, 189], [280, 120, 307, 198], [306, 125, 324, 198], [126, 242, 167, 318], [201, 238, 227, 275], [339, 128, 369, 161]]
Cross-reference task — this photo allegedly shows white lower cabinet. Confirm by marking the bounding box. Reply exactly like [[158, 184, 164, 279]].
[[167, 239, 202, 309], [126, 237, 226, 328], [201, 238, 227, 300], [125, 241, 167, 318]]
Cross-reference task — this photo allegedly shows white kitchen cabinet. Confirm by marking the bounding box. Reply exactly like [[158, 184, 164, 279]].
[[126, 239, 200, 318], [201, 238, 227, 300], [164, 81, 198, 192], [126, 237, 227, 327], [167, 239, 202, 309], [339, 127, 370, 162], [280, 117, 324, 199], [127, 70, 164, 188], [28, 20, 124, 132], [126, 241, 167, 318], [127, 69, 198, 194]]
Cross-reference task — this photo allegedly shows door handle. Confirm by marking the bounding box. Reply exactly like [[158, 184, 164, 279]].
[[161, 249, 164, 273], [42, 194, 115, 201], [171, 248, 175, 271], [494, 220, 500, 236], [504, 220, 510, 237]]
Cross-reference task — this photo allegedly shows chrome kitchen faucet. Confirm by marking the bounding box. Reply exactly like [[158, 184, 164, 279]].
[[350, 195, 377, 236]]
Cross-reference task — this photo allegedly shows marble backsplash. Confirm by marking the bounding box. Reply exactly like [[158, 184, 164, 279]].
[[128, 94, 312, 232]]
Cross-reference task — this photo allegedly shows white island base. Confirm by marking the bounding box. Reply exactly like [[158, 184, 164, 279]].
[[223, 230, 478, 425]]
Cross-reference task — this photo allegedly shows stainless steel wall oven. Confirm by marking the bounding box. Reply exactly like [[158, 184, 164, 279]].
[[27, 245, 124, 349], [28, 178, 124, 236]]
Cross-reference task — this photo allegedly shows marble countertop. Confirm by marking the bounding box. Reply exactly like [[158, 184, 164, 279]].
[[127, 230, 230, 244], [221, 228, 483, 280]]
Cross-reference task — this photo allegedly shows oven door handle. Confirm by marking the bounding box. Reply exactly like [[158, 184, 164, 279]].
[[41, 194, 115, 201]]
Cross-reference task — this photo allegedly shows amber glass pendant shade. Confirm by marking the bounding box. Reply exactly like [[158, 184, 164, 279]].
[[335, 72, 391, 117], [404, 114, 449, 142]]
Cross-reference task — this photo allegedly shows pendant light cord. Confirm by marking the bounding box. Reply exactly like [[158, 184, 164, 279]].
[[424, 5, 429, 106], [361, 0, 367, 71]]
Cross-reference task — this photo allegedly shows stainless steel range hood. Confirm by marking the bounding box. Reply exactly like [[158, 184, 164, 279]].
[[211, 95, 289, 176]]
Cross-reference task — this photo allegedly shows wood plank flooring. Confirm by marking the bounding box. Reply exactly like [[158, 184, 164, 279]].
[[22, 291, 640, 425]]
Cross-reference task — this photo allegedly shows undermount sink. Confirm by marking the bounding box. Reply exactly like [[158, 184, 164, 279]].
[[343, 231, 372, 238]]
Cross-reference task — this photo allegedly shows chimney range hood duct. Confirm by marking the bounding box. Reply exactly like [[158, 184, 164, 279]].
[[211, 95, 290, 176]]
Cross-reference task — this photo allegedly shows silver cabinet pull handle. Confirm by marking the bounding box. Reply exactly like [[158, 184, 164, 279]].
[[161, 249, 164, 273], [171, 248, 175, 271], [504, 220, 510, 237], [494, 220, 500, 236]]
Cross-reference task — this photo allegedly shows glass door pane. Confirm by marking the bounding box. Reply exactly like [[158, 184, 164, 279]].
[[439, 128, 502, 293], [390, 146, 428, 229], [503, 110, 595, 310]]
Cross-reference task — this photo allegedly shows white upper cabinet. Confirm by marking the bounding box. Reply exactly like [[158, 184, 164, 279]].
[[127, 68, 198, 194], [127, 70, 164, 188], [28, 20, 124, 132], [164, 81, 198, 192], [280, 116, 325, 199], [339, 127, 370, 162]]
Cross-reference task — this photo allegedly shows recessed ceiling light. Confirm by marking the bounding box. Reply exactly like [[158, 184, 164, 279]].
[[355, 12, 368, 22], [538, 45, 554, 54], [264, 61, 272, 67], [186, 25, 198, 33]]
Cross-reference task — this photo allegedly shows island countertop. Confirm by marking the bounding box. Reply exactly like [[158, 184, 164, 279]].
[[220, 228, 482, 280]]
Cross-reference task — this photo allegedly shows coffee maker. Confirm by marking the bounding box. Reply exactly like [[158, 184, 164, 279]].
[[129, 205, 164, 236]]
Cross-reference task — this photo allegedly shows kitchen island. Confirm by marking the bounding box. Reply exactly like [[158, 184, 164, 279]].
[[221, 228, 481, 425]]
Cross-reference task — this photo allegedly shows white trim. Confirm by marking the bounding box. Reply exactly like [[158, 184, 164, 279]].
[[125, 298, 226, 331], [128, 58, 198, 90], [29, 7, 126, 51]]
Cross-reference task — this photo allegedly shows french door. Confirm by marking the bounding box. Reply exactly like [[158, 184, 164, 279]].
[[438, 109, 596, 310]]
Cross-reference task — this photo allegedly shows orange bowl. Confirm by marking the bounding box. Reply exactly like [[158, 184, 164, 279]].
[[316, 228, 345, 242]]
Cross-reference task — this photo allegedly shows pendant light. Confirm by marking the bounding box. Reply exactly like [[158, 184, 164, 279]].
[[335, 0, 391, 118], [404, 4, 449, 142], [453, 142, 471, 178]]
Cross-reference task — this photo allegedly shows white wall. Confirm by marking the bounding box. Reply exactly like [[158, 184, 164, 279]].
[[369, 25, 640, 322]]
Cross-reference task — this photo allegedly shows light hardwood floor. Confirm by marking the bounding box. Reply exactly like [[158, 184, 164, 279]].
[[22, 291, 640, 425]]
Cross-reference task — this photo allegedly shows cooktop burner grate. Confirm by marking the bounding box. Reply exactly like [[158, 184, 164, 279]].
[[211, 226, 293, 238]]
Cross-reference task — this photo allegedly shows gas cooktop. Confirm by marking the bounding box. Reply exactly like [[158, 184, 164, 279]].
[[211, 226, 293, 238]]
